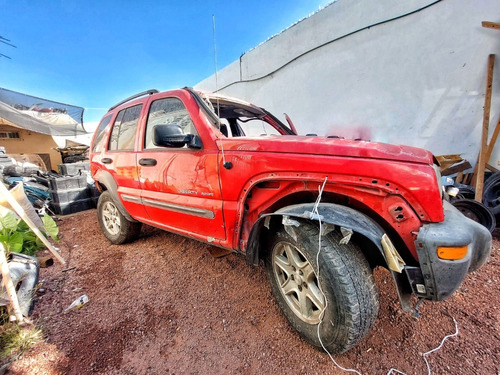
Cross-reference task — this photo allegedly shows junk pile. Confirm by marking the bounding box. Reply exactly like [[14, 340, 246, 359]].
[[438, 154, 498, 233], [0, 182, 65, 322], [0, 150, 100, 216]]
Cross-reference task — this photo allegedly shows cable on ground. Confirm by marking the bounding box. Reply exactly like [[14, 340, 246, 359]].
[[311, 177, 459, 375]]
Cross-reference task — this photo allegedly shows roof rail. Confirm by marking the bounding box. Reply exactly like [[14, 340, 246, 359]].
[[108, 89, 159, 111]]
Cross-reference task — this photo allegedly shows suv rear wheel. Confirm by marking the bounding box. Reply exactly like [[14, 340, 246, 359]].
[[97, 191, 142, 244], [265, 223, 379, 354]]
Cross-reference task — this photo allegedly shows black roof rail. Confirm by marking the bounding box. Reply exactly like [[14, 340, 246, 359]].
[[108, 89, 159, 111]]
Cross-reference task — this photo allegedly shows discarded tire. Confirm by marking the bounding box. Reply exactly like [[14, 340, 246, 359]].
[[482, 172, 500, 216], [451, 199, 496, 233], [453, 184, 476, 200]]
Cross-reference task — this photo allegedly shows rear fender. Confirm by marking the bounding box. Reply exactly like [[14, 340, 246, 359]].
[[93, 170, 137, 222], [247, 202, 413, 311]]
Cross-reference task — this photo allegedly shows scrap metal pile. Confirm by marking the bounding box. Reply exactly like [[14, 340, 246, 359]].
[[439, 154, 499, 233]]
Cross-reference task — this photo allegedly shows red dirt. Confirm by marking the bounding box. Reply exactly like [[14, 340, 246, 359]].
[[7, 210, 500, 374]]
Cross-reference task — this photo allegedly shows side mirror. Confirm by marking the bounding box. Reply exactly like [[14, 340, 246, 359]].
[[153, 124, 202, 149]]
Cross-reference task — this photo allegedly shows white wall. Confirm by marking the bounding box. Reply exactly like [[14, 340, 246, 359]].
[[196, 0, 500, 165]]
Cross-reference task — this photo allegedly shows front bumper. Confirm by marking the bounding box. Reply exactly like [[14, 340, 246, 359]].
[[407, 200, 491, 301]]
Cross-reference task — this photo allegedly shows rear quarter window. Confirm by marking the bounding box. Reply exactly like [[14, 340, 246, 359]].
[[108, 104, 142, 151], [92, 114, 112, 153]]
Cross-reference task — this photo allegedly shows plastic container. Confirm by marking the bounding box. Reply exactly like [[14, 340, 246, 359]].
[[58, 162, 90, 176], [49, 187, 90, 204], [48, 175, 87, 191], [50, 198, 93, 215]]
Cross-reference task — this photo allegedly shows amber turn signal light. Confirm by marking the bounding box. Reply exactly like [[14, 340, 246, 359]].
[[437, 245, 468, 260]]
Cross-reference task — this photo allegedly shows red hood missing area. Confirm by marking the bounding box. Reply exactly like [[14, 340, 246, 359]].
[[219, 136, 435, 165]]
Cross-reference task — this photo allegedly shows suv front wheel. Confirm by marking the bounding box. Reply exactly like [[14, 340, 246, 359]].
[[97, 191, 142, 244], [265, 223, 379, 354]]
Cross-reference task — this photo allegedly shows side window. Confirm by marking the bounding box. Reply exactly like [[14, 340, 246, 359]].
[[145, 98, 198, 149], [108, 104, 142, 151], [92, 114, 112, 152]]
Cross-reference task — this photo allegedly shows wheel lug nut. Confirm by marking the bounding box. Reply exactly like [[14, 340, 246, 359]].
[[290, 275, 294, 280], [298, 270, 303, 275], [292, 266, 296, 271], [303, 282, 307, 288], [298, 285, 302, 291]]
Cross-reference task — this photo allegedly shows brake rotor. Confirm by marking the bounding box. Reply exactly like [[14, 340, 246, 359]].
[[451, 199, 496, 233]]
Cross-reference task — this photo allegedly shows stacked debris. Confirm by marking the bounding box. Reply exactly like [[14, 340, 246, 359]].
[[1, 156, 100, 216], [43, 161, 99, 215], [0, 147, 15, 173], [438, 154, 498, 233]]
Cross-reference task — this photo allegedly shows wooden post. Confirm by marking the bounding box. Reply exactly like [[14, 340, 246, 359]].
[[485, 116, 500, 166], [475, 54, 495, 202], [0, 183, 66, 265], [482, 21, 500, 30], [0, 243, 24, 323]]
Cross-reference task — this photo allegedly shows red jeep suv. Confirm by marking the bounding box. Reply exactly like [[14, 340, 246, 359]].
[[90, 88, 491, 354]]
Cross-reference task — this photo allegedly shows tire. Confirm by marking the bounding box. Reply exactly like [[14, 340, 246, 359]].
[[265, 223, 379, 354], [97, 191, 141, 244]]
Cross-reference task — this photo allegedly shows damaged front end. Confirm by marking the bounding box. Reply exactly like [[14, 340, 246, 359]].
[[247, 200, 492, 313]]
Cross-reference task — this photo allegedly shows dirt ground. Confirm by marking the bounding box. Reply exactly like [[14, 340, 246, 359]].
[[7, 209, 500, 374]]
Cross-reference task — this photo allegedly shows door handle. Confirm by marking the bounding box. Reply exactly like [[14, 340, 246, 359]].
[[102, 158, 112, 164], [139, 158, 157, 166]]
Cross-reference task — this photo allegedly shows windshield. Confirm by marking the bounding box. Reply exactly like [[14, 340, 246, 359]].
[[192, 90, 295, 137]]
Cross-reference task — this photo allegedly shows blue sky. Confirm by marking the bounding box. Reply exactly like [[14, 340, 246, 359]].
[[0, 1, 330, 124]]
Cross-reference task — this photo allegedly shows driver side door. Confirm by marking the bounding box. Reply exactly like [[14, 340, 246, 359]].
[[137, 96, 226, 241]]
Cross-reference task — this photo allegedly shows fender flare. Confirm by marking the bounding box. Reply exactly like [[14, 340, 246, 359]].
[[246, 202, 413, 311], [94, 170, 137, 222]]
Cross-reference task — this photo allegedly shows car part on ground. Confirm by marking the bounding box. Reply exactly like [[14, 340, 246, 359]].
[[0, 253, 39, 316]]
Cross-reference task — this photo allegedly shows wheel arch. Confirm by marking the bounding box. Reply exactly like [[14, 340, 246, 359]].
[[93, 169, 137, 222], [247, 202, 414, 311]]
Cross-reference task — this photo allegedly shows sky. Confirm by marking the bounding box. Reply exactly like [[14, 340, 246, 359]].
[[0, 0, 331, 125]]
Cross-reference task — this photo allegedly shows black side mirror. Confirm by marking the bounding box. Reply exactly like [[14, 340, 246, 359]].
[[153, 124, 202, 149]]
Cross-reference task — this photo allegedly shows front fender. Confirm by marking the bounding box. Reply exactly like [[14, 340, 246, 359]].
[[246, 202, 413, 311]]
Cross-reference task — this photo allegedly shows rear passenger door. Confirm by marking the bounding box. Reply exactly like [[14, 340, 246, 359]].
[[100, 103, 148, 220], [137, 96, 226, 241]]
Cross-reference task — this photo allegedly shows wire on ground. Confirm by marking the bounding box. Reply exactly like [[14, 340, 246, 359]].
[[311, 176, 459, 375]]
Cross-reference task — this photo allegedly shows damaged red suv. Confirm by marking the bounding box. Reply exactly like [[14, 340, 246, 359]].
[[90, 88, 491, 354]]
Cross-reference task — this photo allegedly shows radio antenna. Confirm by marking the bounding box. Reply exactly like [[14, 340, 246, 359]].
[[212, 15, 232, 169]]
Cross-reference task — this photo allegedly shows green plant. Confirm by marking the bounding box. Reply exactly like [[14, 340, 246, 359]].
[[0, 207, 58, 255], [0, 321, 43, 361]]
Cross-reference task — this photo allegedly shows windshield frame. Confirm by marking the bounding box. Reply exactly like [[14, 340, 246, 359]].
[[186, 88, 296, 136]]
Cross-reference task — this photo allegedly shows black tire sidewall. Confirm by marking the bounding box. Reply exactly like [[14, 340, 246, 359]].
[[97, 191, 139, 244], [265, 224, 378, 354]]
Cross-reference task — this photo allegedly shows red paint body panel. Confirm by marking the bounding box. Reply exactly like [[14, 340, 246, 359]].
[[90, 88, 445, 263]]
